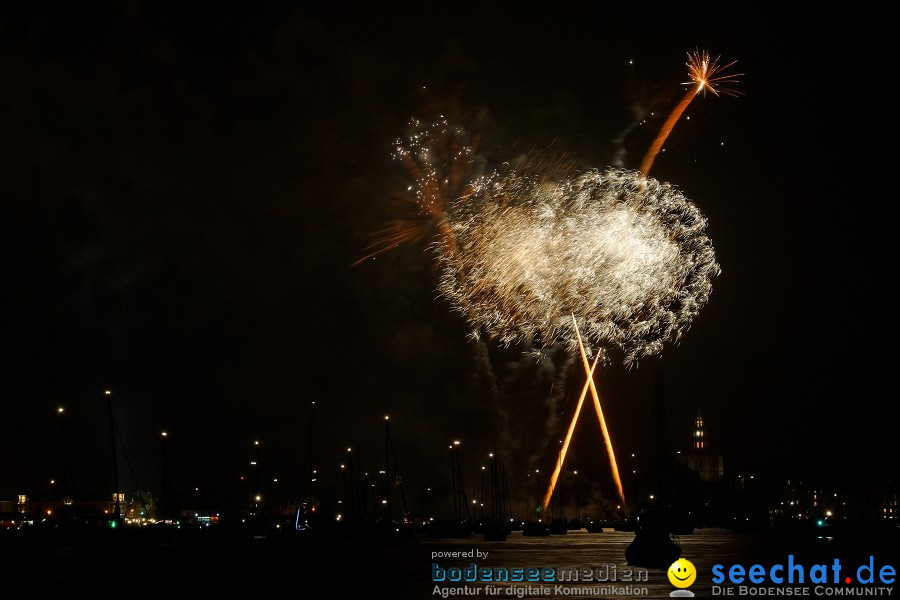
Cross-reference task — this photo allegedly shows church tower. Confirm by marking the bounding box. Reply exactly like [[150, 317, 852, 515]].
[[693, 411, 705, 450], [685, 410, 723, 482]]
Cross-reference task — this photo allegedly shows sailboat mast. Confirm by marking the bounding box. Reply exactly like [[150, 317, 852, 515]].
[[384, 415, 391, 521], [308, 402, 316, 509]]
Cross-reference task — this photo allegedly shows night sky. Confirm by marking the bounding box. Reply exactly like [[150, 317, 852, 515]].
[[1, 3, 896, 514]]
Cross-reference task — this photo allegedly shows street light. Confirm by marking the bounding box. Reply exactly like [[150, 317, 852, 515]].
[[105, 389, 121, 522], [480, 465, 486, 521], [252, 440, 261, 502], [160, 431, 169, 521], [57, 406, 69, 506], [449, 440, 467, 522], [573, 470, 580, 521]]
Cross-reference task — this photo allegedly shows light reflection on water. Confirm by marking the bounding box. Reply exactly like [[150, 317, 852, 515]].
[[374, 528, 773, 599], [372, 529, 762, 599]]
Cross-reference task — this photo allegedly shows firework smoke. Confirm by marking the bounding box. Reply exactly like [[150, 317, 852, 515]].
[[438, 167, 720, 367]]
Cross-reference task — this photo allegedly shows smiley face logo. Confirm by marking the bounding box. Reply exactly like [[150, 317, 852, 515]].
[[668, 558, 697, 589]]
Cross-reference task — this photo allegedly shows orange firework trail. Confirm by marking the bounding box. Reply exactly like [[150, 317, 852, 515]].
[[639, 49, 742, 176], [541, 349, 600, 513], [580, 335, 625, 508], [541, 317, 625, 513]]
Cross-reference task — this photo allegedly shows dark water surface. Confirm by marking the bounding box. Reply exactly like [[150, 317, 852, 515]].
[[2, 525, 897, 596]]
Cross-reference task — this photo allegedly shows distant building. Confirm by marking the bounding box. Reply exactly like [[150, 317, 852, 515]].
[[668, 410, 730, 528], [768, 479, 898, 522], [684, 411, 723, 482], [883, 491, 898, 519]]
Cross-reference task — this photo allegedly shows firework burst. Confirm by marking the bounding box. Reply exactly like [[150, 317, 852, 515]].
[[353, 115, 479, 266], [438, 167, 720, 367], [685, 48, 742, 97]]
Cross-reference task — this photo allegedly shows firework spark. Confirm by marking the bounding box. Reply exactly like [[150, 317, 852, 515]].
[[438, 167, 720, 367], [639, 49, 742, 176]]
